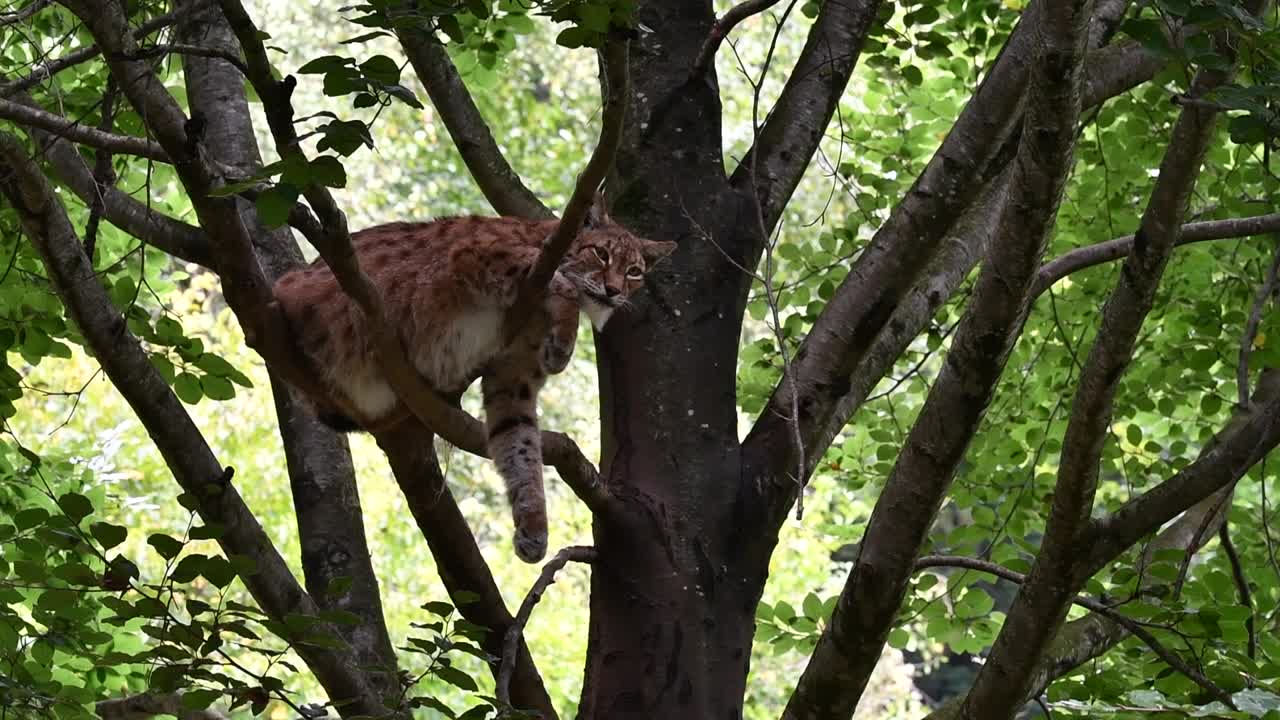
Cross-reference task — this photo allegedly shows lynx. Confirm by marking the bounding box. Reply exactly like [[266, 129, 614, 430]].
[[273, 198, 676, 562]]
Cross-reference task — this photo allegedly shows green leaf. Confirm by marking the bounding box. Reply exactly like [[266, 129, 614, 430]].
[[802, 592, 824, 621], [173, 372, 203, 404], [90, 522, 128, 550], [255, 184, 300, 229], [200, 375, 236, 401], [15, 507, 49, 530], [56, 492, 93, 523], [297, 55, 353, 74], [359, 54, 400, 85], [308, 155, 348, 188], [147, 533, 184, 560], [436, 665, 478, 691]]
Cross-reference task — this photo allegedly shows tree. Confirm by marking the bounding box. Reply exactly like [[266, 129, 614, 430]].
[[1, 0, 1279, 718]]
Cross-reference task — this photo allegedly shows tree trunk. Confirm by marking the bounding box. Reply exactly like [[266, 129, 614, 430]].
[[577, 3, 769, 715]]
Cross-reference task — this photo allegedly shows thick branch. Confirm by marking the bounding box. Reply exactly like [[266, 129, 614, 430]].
[[4, 83, 214, 266], [1034, 212, 1280, 294], [0, 130, 385, 717], [0, 96, 169, 161], [95, 692, 227, 720], [729, 0, 883, 232], [176, 0, 397, 692], [396, 29, 550, 219], [962, 34, 1246, 719], [497, 546, 597, 709], [691, 0, 785, 76], [0, 0, 53, 27], [1085, 369, 1280, 573], [376, 424, 557, 719], [505, 38, 630, 339], [779, 0, 1089, 712]]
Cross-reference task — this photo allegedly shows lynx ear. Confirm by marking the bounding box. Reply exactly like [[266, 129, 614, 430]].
[[642, 240, 678, 264], [584, 191, 611, 229]]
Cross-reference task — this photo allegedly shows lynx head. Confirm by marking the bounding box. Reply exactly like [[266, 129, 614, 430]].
[[563, 194, 677, 330]]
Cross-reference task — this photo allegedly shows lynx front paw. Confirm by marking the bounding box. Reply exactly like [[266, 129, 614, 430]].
[[514, 526, 548, 563], [540, 342, 572, 374]]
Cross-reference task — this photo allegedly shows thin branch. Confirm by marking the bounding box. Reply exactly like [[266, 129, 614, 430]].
[[0, 96, 169, 161], [1238, 238, 1280, 407], [0, 129, 385, 716], [83, 74, 118, 263], [691, 0, 785, 76], [504, 37, 630, 340], [1, 0, 52, 26], [914, 556, 1237, 709], [497, 546, 597, 709], [128, 42, 250, 76], [1034, 212, 1280, 295], [95, 692, 227, 720], [396, 28, 551, 219], [1218, 521, 1257, 658], [1, 4, 190, 97], [376, 423, 558, 719], [728, 0, 883, 234]]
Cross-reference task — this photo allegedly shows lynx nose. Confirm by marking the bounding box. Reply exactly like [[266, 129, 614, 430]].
[[605, 285, 621, 298]]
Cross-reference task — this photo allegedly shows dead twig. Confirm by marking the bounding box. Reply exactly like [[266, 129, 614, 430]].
[[496, 546, 598, 709]]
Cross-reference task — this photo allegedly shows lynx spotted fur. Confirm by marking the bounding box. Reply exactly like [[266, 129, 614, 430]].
[[273, 199, 675, 562]]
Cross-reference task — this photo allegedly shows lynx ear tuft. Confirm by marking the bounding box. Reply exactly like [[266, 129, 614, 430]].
[[584, 191, 611, 229], [642, 240, 678, 264]]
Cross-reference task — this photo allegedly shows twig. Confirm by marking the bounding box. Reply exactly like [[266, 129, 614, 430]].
[[127, 43, 250, 76], [691, 0, 785, 77], [503, 36, 630, 341], [1, 3, 200, 97], [914, 555, 1239, 710], [0, 96, 169, 161], [84, 74, 119, 263], [0, 0, 52, 27], [1237, 238, 1280, 407], [1034, 212, 1280, 296], [1218, 521, 1256, 658], [497, 546, 597, 709]]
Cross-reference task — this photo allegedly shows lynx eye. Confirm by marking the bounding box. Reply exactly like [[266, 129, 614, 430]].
[[591, 246, 610, 264], [626, 266, 644, 280]]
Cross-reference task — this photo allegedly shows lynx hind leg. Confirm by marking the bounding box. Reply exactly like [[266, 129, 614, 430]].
[[481, 352, 549, 563], [541, 289, 579, 375]]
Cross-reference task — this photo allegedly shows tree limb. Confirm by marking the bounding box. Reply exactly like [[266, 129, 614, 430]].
[[376, 423, 558, 719], [779, 0, 1089, 711], [922, 485, 1236, 720], [505, 37, 630, 340], [0, 0, 53, 27], [95, 692, 227, 720], [691, 0, 785, 77], [396, 28, 551, 219], [1034, 212, 1280, 294], [728, 0, 883, 233], [961, 29, 1248, 717], [0, 96, 169, 161], [175, 0, 398, 691], [0, 130, 386, 717], [497, 546, 597, 710], [1084, 369, 1280, 573]]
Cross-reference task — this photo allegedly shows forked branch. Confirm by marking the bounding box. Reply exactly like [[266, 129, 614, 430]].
[[691, 0, 785, 76], [496, 546, 598, 710]]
